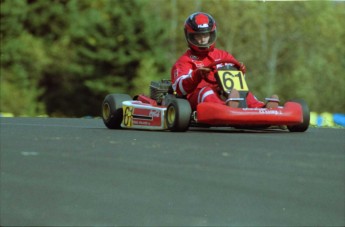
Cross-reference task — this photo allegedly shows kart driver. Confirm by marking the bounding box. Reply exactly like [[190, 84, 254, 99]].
[[171, 12, 279, 110]]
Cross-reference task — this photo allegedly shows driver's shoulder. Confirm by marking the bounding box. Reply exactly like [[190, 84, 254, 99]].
[[210, 48, 230, 56], [174, 50, 193, 62]]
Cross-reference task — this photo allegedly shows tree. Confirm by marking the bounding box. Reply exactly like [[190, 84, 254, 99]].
[[1, 0, 48, 116], [38, 0, 172, 116], [1, 0, 344, 116]]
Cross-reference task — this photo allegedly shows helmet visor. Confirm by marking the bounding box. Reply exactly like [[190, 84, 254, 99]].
[[187, 30, 217, 48]]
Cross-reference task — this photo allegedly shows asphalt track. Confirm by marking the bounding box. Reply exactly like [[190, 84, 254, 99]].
[[1, 117, 344, 226]]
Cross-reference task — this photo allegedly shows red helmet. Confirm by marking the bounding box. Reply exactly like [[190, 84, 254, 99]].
[[184, 12, 217, 53]]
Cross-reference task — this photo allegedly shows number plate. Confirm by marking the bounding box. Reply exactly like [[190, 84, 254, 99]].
[[217, 70, 249, 92]]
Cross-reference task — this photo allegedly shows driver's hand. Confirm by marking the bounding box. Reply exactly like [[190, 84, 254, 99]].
[[239, 63, 246, 74], [191, 67, 211, 84]]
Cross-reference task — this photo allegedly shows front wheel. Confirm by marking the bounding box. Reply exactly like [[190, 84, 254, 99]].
[[166, 99, 192, 132], [287, 99, 310, 132], [102, 94, 132, 129]]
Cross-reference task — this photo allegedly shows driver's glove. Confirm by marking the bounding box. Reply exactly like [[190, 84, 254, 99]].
[[239, 63, 246, 74], [191, 67, 211, 84]]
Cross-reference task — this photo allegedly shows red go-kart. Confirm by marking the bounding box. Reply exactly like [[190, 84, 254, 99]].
[[102, 61, 310, 132]]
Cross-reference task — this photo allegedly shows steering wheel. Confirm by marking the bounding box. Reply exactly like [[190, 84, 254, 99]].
[[202, 60, 240, 84]]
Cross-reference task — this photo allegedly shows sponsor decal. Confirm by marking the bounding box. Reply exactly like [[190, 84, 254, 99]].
[[149, 110, 160, 118], [198, 24, 208, 28], [133, 120, 151, 126], [195, 62, 204, 68], [259, 109, 282, 115], [242, 108, 282, 115]]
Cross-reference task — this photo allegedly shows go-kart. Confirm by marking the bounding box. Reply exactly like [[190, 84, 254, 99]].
[[102, 60, 310, 132]]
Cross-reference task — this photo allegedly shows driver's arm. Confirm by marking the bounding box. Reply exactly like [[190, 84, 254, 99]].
[[171, 62, 200, 96]]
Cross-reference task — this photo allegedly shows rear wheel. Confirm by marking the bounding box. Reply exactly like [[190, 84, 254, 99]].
[[287, 99, 310, 132], [166, 99, 191, 132], [102, 94, 131, 129]]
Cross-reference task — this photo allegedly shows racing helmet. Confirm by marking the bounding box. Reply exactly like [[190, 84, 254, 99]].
[[184, 12, 217, 53]]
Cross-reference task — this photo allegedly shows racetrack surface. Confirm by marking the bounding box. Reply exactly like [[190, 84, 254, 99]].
[[1, 117, 344, 226]]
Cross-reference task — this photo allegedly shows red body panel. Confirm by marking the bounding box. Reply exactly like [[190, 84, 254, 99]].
[[196, 102, 303, 126], [128, 94, 304, 128]]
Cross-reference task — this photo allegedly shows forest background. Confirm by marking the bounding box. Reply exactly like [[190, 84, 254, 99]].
[[1, 0, 344, 117]]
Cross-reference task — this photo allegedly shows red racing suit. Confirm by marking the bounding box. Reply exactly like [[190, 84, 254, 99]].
[[171, 48, 265, 110]]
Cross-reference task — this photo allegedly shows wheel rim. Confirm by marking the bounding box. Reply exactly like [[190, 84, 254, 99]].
[[102, 103, 111, 120], [167, 106, 176, 126]]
